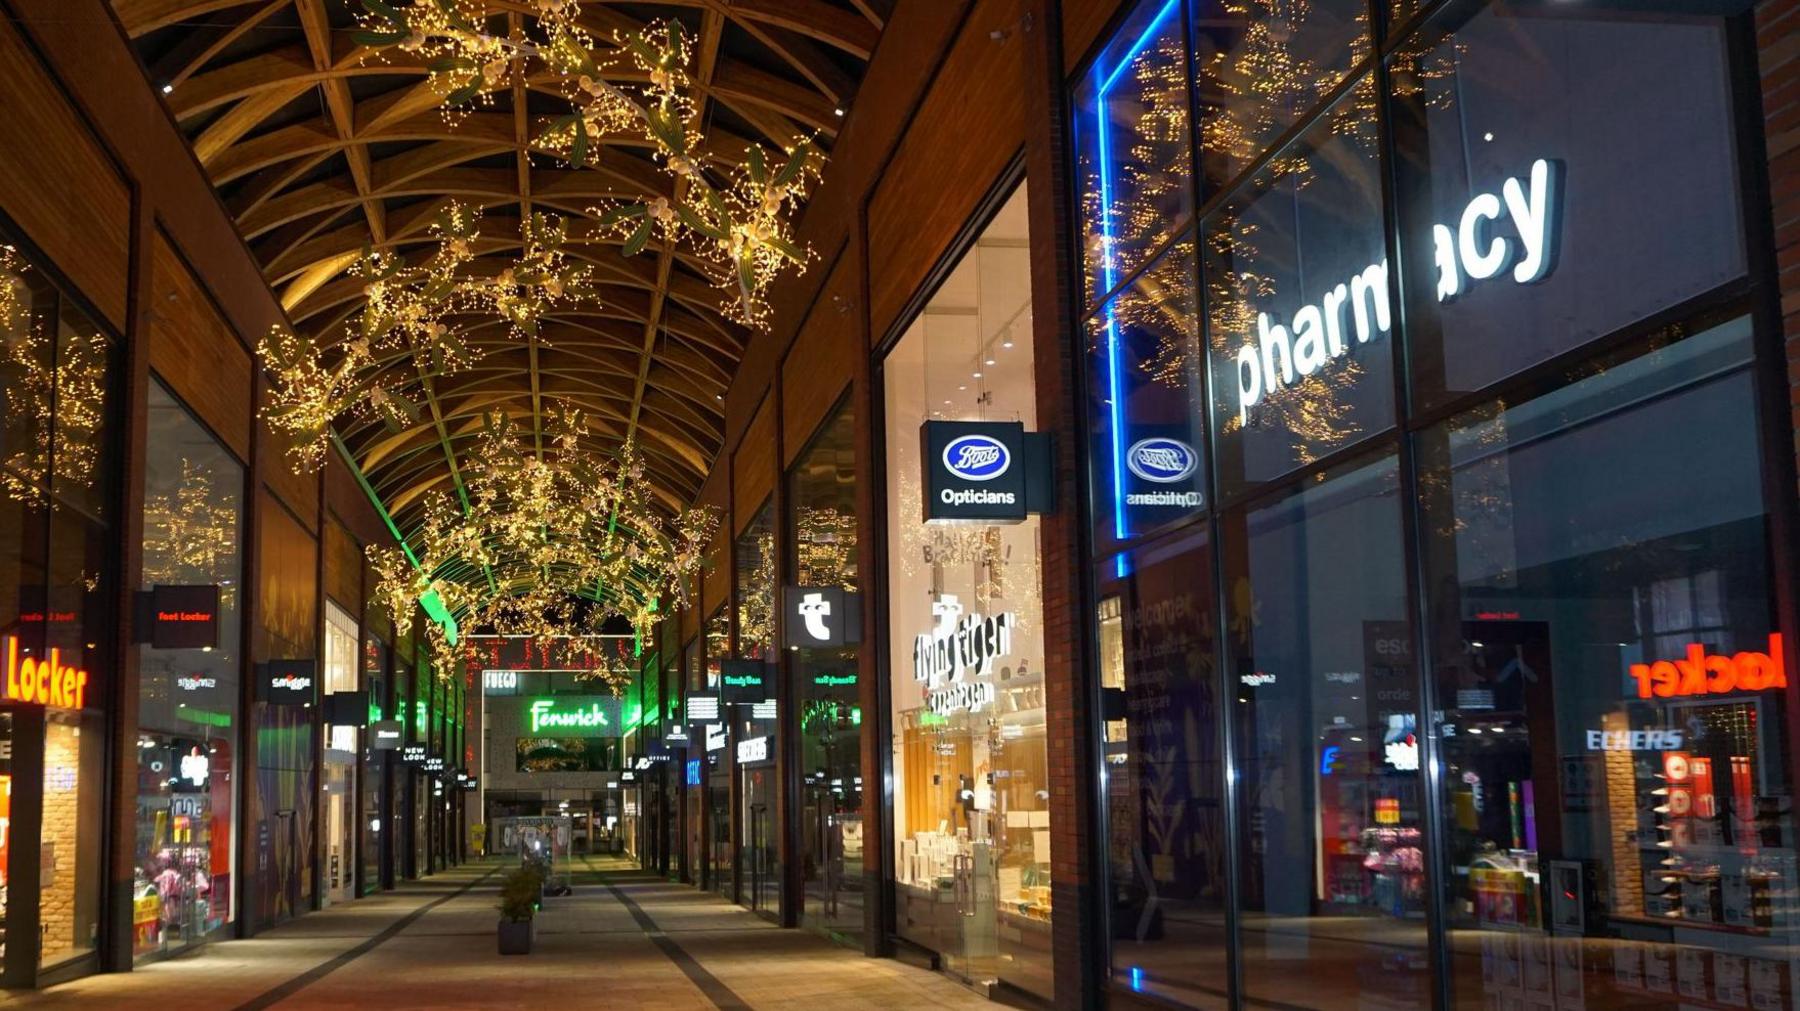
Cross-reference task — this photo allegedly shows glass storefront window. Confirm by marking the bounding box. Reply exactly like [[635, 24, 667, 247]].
[[1416, 314, 1800, 1007], [703, 607, 730, 898], [789, 402, 864, 941], [1087, 241, 1206, 557], [135, 379, 242, 961], [884, 183, 1054, 999], [1074, 0, 1193, 309], [322, 602, 357, 905], [360, 631, 387, 894], [1096, 528, 1227, 1008], [1389, 1, 1746, 413], [734, 500, 778, 915], [1204, 76, 1392, 501]]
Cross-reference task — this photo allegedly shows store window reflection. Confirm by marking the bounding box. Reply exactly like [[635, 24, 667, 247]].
[[789, 402, 863, 941], [322, 603, 358, 906], [1221, 453, 1428, 1008], [135, 380, 241, 961], [734, 500, 778, 916], [1417, 315, 1799, 1008], [1097, 529, 1227, 1008], [703, 605, 730, 899], [883, 183, 1054, 999]]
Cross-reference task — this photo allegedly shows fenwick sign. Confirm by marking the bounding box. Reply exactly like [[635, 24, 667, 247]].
[[1232, 158, 1561, 424], [526, 696, 622, 737], [912, 594, 1011, 716]]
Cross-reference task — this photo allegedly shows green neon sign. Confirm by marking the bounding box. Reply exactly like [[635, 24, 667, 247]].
[[812, 674, 856, 687], [526, 697, 622, 736]]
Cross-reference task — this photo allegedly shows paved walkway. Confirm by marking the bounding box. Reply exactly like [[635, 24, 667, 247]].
[[3, 856, 991, 1009]]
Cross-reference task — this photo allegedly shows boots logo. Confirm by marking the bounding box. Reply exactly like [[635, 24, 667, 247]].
[[1628, 633, 1787, 699], [942, 435, 1010, 481], [1126, 438, 1198, 483]]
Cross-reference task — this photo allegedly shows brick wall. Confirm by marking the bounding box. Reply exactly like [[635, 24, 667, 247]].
[[40, 718, 84, 959], [1761, 0, 1800, 497]]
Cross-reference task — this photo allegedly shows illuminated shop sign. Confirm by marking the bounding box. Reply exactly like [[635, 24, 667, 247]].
[[133, 584, 223, 650], [686, 693, 720, 724], [257, 660, 317, 705], [783, 586, 862, 648], [720, 659, 772, 705], [176, 675, 217, 692], [813, 673, 856, 688], [1586, 729, 1684, 752], [370, 720, 404, 749], [736, 736, 769, 764], [704, 723, 727, 752], [1232, 158, 1561, 423], [2, 635, 89, 710], [401, 744, 426, 765], [424, 756, 445, 773], [484, 670, 519, 693], [686, 759, 702, 786], [913, 594, 1011, 716], [1628, 634, 1786, 699], [921, 421, 1054, 523], [526, 697, 621, 736], [1123, 438, 1201, 509]]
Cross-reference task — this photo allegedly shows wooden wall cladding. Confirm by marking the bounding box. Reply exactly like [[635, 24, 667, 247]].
[[254, 488, 318, 662], [733, 395, 777, 533], [702, 526, 730, 617], [148, 231, 252, 460], [0, 13, 129, 329], [1064, 0, 1129, 75], [258, 406, 320, 532], [322, 515, 361, 613], [867, 0, 1028, 342], [782, 255, 855, 465]]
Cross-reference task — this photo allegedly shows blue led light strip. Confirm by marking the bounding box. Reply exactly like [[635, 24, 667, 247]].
[[1095, 0, 1181, 558]]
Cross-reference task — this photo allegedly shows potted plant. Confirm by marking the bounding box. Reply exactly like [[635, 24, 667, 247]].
[[497, 866, 540, 955]]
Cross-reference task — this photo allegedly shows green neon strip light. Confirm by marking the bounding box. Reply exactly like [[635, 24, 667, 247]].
[[331, 431, 459, 646]]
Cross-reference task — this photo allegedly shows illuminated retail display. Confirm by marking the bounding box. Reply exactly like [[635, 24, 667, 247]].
[[1076, 0, 1799, 1008], [883, 184, 1053, 999]]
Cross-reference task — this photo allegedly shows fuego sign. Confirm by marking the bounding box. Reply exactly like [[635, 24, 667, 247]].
[[2, 636, 89, 710], [1234, 158, 1561, 423], [1628, 634, 1787, 699]]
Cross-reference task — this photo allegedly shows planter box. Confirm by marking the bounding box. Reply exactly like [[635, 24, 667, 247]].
[[498, 918, 534, 955]]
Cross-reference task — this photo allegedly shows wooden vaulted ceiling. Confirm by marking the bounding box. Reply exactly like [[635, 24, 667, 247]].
[[116, 0, 885, 542]]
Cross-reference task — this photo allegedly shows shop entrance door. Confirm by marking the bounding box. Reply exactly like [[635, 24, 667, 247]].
[[946, 819, 998, 986], [708, 776, 731, 900]]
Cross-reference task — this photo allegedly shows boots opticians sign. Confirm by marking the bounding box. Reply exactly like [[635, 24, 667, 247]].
[[2, 636, 89, 710], [1628, 634, 1787, 700], [921, 421, 1054, 523], [1232, 158, 1562, 423]]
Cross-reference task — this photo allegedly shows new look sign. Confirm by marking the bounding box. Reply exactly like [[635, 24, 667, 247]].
[[921, 421, 1054, 523]]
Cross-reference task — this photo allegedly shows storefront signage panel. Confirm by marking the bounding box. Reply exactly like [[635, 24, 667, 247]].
[[401, 744, 427, 765], [483, 670, 519, 693], [720, 659, 772, 704], [1230, 158, 1561, 424], [686, 693, 720, 724], [1586, 728, 1685, 752], [138, 584, 222, 650], [782, 586, 862, 648], [736, 736, 769, 764], [324, 690, 369, 726], [920, 421, 1054, 523], [2, 636, 89, 710], [257, 660, 317, 705], [912, 594, 1012, 716], [525, 696, 622, 736], [704, 723, 727, 752], [1628, 634, 1786, 699], [371, 720, 404, 749]]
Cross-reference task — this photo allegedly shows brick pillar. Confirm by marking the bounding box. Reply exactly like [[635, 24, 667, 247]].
[[1024, 0, 1104, 1006]]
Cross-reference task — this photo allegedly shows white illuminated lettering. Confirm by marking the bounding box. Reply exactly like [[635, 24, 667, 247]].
[[1458, 191, 1509, 280]]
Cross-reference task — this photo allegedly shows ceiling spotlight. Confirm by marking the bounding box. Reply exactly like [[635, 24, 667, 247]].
[[1002, 340, 1013, 348], [972, 371, 982, 379], [834, 107, 845, 117], [161, 83, 173, 94], [984, 358, 996, 366]]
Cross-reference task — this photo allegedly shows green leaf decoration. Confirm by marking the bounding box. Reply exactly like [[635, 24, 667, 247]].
[[570, 115, 590, 168], [674, 203, 726, 241], [622, 219, 653, 257], [597, 204, 646, 227], [746, 145, 767, 188]]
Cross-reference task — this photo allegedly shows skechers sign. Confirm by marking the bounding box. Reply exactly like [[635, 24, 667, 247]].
[[921, 420, 1053, 523], [1232, 158, 1562, 424]]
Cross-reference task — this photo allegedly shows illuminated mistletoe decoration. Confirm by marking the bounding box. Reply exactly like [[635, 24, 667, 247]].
[[368, 405, 716, 681], [352, 0, 823, 328], [258, 204, 599, 470]]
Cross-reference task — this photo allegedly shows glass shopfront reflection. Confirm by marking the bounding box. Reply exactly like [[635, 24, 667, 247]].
[[1075, 0, 1789, 1006], [883, 183, 1055, 999]]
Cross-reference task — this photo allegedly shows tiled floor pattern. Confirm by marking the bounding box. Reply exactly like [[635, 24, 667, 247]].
[[1, 855, 992, 1010]]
